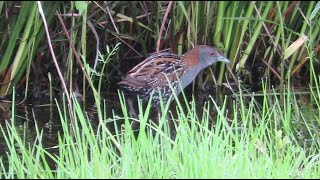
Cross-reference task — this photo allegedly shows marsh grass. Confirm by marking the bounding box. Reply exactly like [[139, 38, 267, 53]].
[[1, 78, 320, 178], [0, 1, 319, 102], [0, 1, 319, 178]]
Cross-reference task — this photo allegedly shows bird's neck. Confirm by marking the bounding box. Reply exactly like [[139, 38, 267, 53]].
[[177, 64, 202, 93]]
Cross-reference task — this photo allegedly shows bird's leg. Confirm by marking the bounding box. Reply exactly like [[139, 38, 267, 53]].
[[167, 112, 176, 140], [148, 105, 161, 138], [127, 97, 140, 134], [155, 104, 177, 141]]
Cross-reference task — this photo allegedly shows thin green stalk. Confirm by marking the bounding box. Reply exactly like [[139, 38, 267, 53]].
[[238, 1, 273, 70], [0, 2, 33, 74], [286, 1, 315, 80], [217, 2, 238, 85], [213, 1, 224, 48], [232, 2, 254, 70], [0, 1, 4, 14], [5, 2, 37, 95], [81, 2, 87, 106], [97, 43, 120, 96], [67, 2, 76, 102], [9, 2, 59, 96]]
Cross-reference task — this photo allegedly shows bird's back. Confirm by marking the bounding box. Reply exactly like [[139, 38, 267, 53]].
[[118, 52, 188, 103]]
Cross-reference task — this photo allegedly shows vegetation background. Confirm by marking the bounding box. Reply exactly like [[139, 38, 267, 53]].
[[0, 1, 320, 178], [0, 1, 318, 101]]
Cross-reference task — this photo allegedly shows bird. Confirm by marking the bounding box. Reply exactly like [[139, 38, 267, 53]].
[[118, 45, 230, 107]]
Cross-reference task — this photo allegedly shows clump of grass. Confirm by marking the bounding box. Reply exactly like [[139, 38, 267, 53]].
[[1, 2, 319, 100], [1, 78, 320, 178]]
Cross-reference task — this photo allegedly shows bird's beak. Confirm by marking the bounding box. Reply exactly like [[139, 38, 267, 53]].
[[217, 56, 230, 63]]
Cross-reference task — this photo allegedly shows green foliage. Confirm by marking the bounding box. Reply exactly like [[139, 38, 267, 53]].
[[0, 1, 318, 97], [0, 1, 319, 178], [0, 1, 59, 96], [0, 1, 320, 178]]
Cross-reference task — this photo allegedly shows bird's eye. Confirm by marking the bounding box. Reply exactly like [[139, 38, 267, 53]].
[[210, 52, 215, 56]]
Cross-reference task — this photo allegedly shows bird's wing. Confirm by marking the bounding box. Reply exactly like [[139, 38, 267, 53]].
[[119, 53, 186, 89]]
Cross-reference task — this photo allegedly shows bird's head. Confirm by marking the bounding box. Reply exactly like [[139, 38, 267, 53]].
[[198, 45, 230, 68]]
